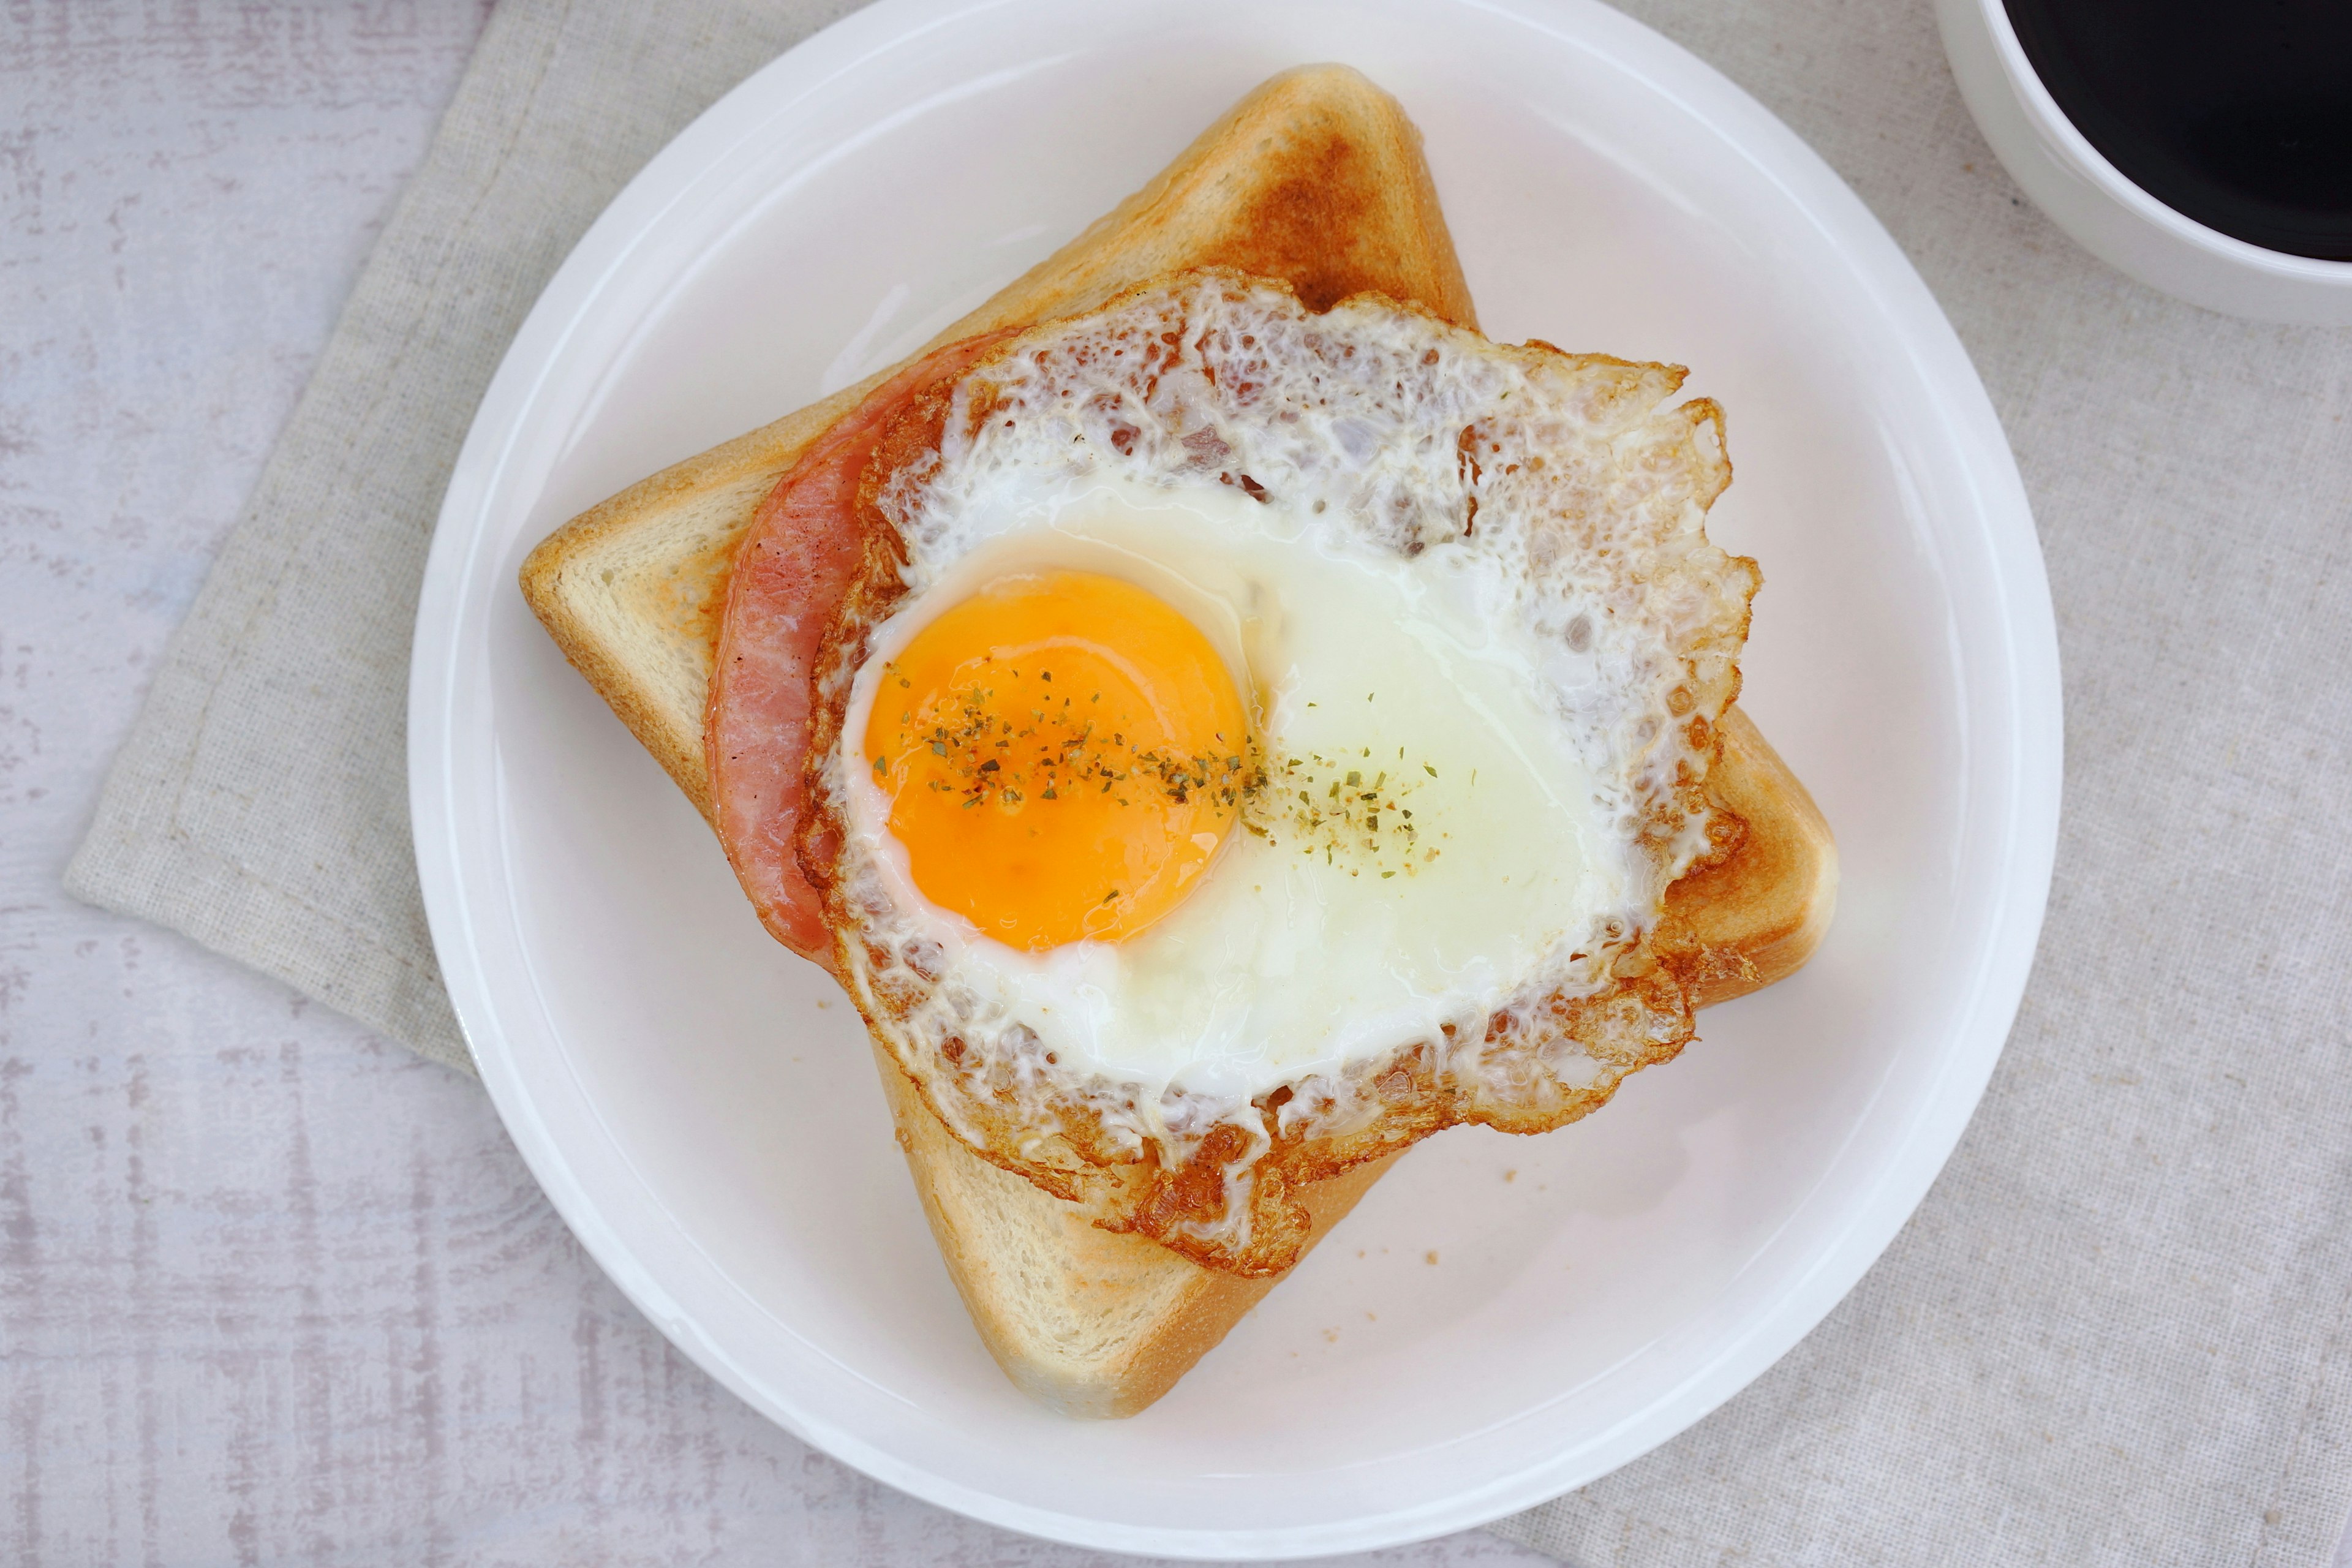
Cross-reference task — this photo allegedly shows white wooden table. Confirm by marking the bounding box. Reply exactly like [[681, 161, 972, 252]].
[[0, 4, 1561, 1562]]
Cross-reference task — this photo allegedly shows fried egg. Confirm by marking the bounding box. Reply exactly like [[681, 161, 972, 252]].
[[805, 273, 1755, 1272], [844, 472, 1625, 1101]]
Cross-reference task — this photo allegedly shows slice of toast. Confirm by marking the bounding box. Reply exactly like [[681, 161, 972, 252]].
[[523, 64, 1474, 820], [520, 64, 1837, 1417]]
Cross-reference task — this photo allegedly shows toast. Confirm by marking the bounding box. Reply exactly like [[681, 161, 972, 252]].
[[521, 64, 1836, 1416], [524, 64, 1474, 821]]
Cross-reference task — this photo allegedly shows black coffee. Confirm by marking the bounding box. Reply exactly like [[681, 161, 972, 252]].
[[2002, 0, 2352, 260]]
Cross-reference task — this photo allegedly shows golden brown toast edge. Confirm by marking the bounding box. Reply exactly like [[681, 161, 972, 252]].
[[872, 1038, 1407, 1418], [1662, 707, 1839, 1008], [518, 62, 1838, 1417]]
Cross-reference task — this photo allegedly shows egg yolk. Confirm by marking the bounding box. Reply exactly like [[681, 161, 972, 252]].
[[862, 571, 1252, 951]]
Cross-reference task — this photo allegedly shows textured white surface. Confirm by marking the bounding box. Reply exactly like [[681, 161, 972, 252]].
[[23, 1, 2352, 1564], [0, 4, 1555, 1564]]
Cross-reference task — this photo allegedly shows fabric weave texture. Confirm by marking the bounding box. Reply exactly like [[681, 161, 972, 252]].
[[65, 0, 2352, 1562]]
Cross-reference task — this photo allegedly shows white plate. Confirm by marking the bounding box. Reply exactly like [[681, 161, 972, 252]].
[[410, 0, 2060, 1556]]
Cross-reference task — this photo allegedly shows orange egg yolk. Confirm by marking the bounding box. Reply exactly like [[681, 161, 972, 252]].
[[862, 571, 1251, 951]]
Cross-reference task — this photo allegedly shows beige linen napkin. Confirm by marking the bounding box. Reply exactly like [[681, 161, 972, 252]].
[[65, 0, 856, 1076], [68, 0, 2352, 1562]]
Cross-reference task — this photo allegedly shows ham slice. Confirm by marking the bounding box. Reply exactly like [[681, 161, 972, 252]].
[[706, 334, 1010, 960]]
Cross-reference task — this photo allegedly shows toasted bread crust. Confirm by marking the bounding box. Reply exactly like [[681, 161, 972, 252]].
[[1660, 707, 1839, 1006], [519, 64, 1837, 1417], [872, 1037, 1404, 1417]]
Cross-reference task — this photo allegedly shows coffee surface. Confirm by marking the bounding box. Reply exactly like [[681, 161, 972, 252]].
[[2005, 0, 2352, 260]]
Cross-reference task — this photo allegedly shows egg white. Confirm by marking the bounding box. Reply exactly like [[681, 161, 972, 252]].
[[841, 471, 1630, 1102]]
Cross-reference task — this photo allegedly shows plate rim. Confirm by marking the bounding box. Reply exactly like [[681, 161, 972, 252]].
[[409, 0, 2062, 1555]]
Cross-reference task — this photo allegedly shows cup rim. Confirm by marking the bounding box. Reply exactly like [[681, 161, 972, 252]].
[[1971, 0, 2352, 283]]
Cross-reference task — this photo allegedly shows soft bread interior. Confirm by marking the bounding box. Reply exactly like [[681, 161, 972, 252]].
[[519, 62, 1837, 1417]]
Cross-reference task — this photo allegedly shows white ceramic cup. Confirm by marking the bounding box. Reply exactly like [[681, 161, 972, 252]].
[[1937, 0, 2352, 325]]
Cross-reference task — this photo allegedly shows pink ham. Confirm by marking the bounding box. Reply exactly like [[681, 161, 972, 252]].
[[706, 334, 1011, 960]]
